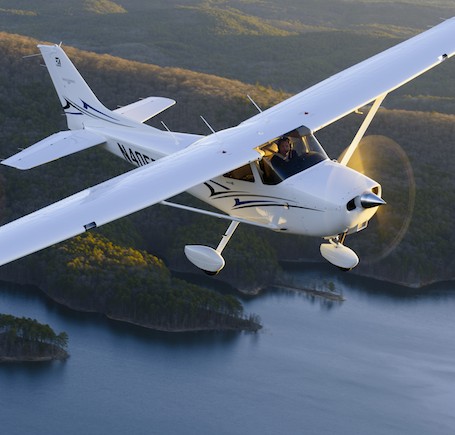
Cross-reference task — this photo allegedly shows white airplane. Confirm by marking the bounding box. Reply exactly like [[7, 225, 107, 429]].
[[1, 18, 454, 275]]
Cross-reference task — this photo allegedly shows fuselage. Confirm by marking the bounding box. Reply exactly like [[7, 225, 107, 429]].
[[93, 124, 381, 239], [189, 159, 380, 237]]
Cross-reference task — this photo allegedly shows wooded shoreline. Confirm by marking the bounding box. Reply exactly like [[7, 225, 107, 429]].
[[0, 22, 454, 342], [0, 315, 69, 362]]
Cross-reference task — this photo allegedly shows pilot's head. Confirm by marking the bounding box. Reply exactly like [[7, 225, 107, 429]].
[[277, 137, 291, 156]]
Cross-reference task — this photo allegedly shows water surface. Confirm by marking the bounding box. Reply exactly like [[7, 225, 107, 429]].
[[1, 268, 454, 435]]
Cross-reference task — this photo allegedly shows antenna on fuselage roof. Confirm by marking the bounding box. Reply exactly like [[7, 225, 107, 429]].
[[200, 115, 217, 135], [160, 120, 179, 144], [161, 120, 172, 133], [247, 94, 262, 113]]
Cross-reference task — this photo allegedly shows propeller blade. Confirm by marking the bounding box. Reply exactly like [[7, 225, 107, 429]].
[[341, 135, 415, 264]]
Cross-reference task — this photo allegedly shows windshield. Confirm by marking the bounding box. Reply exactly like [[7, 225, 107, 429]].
[[258, 126, 328, 185]]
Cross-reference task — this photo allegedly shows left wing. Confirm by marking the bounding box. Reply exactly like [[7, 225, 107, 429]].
[[0, 132, 261, 267]]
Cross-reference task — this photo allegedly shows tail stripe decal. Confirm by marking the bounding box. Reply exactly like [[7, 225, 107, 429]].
[[63, 97, 131, 127]]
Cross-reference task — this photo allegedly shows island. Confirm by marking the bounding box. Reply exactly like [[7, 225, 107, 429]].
[[0, 314, 69, 362]]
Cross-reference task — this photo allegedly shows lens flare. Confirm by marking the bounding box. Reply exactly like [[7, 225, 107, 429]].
[[342, 135, 415, 263]]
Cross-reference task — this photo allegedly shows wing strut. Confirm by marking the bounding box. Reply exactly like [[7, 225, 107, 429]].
[[338, 93, 388, 166], [160, 200, 278, 229]]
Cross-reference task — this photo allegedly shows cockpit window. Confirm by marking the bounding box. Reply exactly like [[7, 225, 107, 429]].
[[223, 163, 255, 182], [258, 126, 328, 185]]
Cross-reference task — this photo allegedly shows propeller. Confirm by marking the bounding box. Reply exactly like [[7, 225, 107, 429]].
[[340, 134, 416, 263]]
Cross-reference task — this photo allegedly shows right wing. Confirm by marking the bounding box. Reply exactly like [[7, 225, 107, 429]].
[[0, 131, 261, 267]]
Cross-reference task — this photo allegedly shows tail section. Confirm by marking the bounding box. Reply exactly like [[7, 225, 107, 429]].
[[38, 44, 127, 130], [1, 44, 181, 170]]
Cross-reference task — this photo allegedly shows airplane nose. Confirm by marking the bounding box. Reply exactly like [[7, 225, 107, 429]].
[[359, 192, 386, 209]]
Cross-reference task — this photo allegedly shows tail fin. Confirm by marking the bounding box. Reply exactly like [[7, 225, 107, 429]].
[[38, 44, 122, 130]]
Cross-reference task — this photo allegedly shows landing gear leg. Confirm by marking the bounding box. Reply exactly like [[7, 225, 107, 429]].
[[215, 221, 240, 256], [184, 221, 240, 275], [338, 232, 347, 245]]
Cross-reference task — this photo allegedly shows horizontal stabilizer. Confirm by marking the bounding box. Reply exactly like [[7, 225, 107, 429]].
[[113, 97, 176, 123], [1, 130, 106, 170]]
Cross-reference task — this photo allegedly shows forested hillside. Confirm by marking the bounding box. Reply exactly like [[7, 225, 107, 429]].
[[0, 31, 454, 292], [1, 1, 455, 111]]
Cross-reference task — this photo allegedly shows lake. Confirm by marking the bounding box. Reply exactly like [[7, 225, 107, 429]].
[[1, 265, 454, 435]]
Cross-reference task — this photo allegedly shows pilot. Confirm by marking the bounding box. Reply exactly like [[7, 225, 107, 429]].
[[270, 136, 298, 177]]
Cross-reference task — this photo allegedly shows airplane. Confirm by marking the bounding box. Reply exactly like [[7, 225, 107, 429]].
[[0, 18, 454, 275]]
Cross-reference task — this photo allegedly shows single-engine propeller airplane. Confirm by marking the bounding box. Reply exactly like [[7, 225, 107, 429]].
[[1, 18, 454, 274]]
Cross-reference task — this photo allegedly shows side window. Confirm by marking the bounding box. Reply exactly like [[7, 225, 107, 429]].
[[223, 164, 255, 182]]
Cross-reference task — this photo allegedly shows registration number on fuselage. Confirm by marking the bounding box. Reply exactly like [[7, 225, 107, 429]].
[[117, 143, 155, 167]]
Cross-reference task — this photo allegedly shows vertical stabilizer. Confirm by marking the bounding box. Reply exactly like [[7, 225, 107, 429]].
[[38, 44, 123, 130]]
